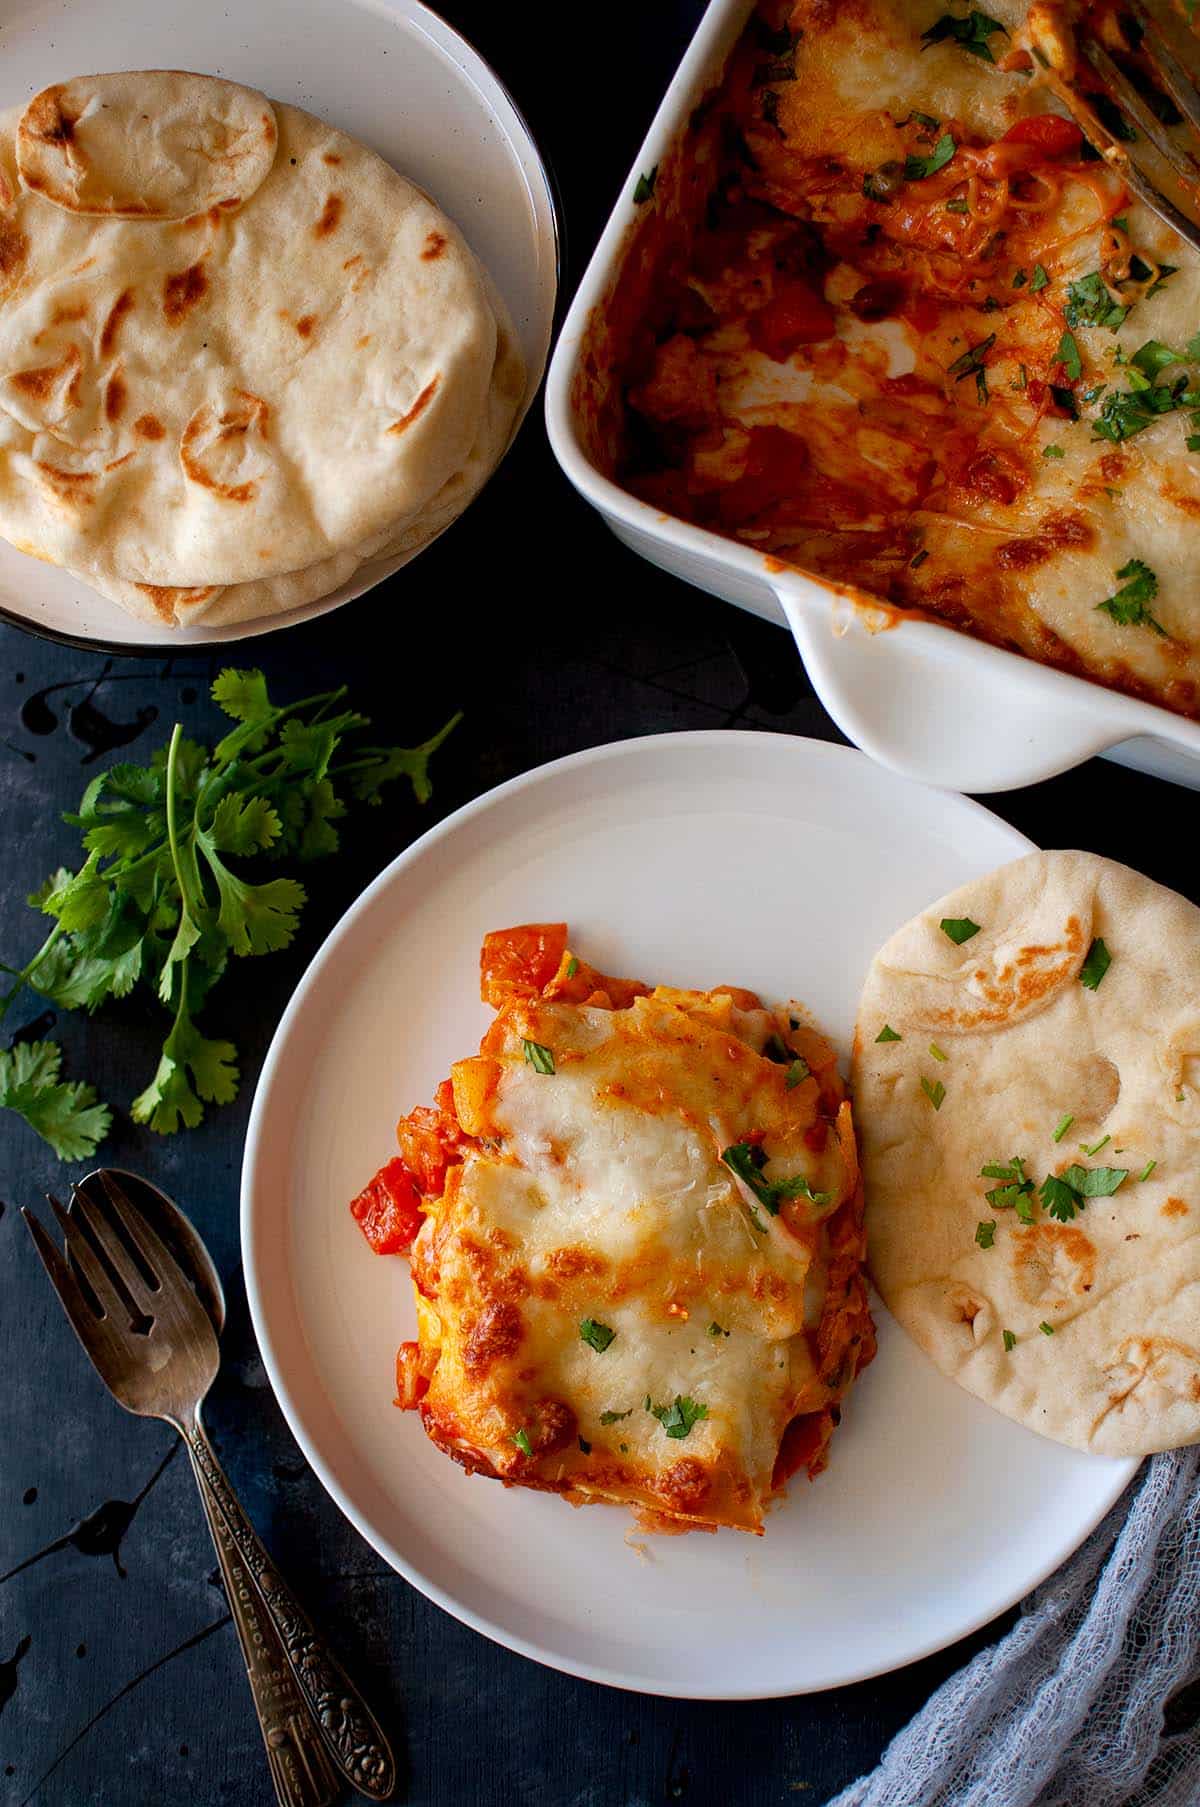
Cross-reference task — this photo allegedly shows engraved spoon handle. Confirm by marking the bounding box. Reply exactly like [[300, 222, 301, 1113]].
[[187, 1431, 341, 1807], [184, 1412, 398, 1801]]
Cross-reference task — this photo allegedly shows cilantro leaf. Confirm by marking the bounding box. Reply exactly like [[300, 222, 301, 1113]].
[[875, 1024, 902, 1042], [0, 1040, 111, 1160], [580, 1318, 616, 1353], [1060, 1163, 1129, 1197], [940, 916, 981, 944], [1064, 272, 1127, 332], [921, 11, 1007, 62], [599, 1408, 632, 1425], [633, 167, 658, 205], [1030, 264, 1050, 292], [1040, 1173, 1081, 1221], [522, 1039, 556, 1075], [1096, 560, 1166, 635], [1080, 937, 1111, 989], [130, 993, 239, 1135], [348, 712, 462, 807], [904, 132, 957, 180], [649, 1395, 708, 1439], [1057, 330, 1083, 383], [975, 1219, 996, 1249], [212, 667, 273, 726], [921, 1075, 946, 1110], [1002, 1329, 1016, 1352], [721, 1141, 833, 1214], [512, 1428, 534, 1457]]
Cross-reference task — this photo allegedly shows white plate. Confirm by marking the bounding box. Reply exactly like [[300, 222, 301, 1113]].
[[242, 733, 1137, 1699], [0, 0, 558, 651]]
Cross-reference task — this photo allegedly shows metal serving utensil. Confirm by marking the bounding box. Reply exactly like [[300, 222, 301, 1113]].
[[23, 1170, 397, 1806], [1024, 0, 1200, 252]]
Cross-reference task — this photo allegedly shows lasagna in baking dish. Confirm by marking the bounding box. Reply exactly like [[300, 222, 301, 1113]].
[[349, 924, 874, 1535], [602, 0, 1200, 718]]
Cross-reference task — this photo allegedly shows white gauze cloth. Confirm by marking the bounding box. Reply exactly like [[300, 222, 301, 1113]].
[[831, 1447, 1200, 1807]]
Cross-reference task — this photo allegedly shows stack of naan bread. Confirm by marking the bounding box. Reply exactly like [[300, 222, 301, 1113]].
[[0, 71, 524, 628]]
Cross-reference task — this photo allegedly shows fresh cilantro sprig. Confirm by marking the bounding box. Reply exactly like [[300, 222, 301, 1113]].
[[0, 670, 458, 1147], [0, 1040, 111, 1160], [721, 1141, 833, 1219]]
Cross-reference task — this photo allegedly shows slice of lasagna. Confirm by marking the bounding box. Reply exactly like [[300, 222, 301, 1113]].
[[350, 924, 874, 1534]]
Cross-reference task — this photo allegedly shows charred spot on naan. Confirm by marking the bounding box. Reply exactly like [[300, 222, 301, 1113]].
[[1094, 1336, 1200, 1440], [134, 582, 220, 622], [104, 368, 126, 423], [20, 85, 80, 150], [163, 262, 209, 325], [34, 461, 98, 509], [313, 193, 344, 238], [133, 413, 166, 441], [99, 289, 135, 359], [8, 343, 84, 412], [928, 916, 1090, 1033], [422, 231, 447, 261], [180, 391, 271, 504], [388, 375, 440, 436], [1011, 1223, 1096, 1311]]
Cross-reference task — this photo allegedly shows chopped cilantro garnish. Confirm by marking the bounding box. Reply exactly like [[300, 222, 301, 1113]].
[[1030, 263, 1050, 292], [981, 1156, 1027, 1181], [708, 1321, 730, 1338], [1080, 937, 1112, 989], [1096, 560, 1167, 636], [721, 1141, 833, 1214], [1039, 1321, 1055, 1336], [633, 167, 658, 205], [1062, 1163, 1129, 1196], [513, 1428, 533, 1457], [1040, 1173, 1081, 1222], [649, 1395, 708, 1439], [565, 955, 580, 979], [905, 133, 957, 180], [599, 1408, 632, 1425], [1042, 444, 1065, 459], [947, 337, 994, 404], [940, 916, 981, 944], [578, 1436, 592, 1454], [1112, 215, 1129, 233], [975, 1219, 996, 1249], [945, 196, 970, 214], [1139, 1159, 1157, 1182], [1057, 330, 1083, 383], [921, 1075, 946, 1110], [910, 548, 930, 569], [1002, 1328, 1017, 1352], [929, 1043, 948, 1062], [1081, 1135, 1110, 1156], [785, 1057, 810, 1089], [920, 11, 1007, 62], [876, 1024, 902, 1042], [522, 1038, 556, 1074], [1012, 268, 1028, 289], [1052, 1113, 1074, 1143], [580, 1318, 616, 1353], [763, 1032, 793, 1064], [1064, 272, 1127, 332]]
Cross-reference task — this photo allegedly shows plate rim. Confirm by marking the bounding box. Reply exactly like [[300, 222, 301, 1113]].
[[0, 0, 561, 655], [241, 730, 1138, 1698]]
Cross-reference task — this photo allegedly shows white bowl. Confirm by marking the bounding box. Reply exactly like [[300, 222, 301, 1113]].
[[0, 0, 559, 651]]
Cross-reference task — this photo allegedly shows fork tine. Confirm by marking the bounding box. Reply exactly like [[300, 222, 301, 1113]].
[[22, 1207, 129, 1375], [1081, 36, 1200, 176], [1130, 0, 1200, 137], [71, 1183, 158, 1316], [46, 1190, 129, 1323], [96, 1171, 202, 1302]]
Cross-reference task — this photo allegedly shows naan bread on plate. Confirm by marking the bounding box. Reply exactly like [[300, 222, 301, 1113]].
[[0, 70, 523, 620], [854, 850, 1200, 1458]]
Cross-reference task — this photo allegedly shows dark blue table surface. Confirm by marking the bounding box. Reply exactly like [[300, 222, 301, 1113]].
[[0, 5, 1191, 1804]]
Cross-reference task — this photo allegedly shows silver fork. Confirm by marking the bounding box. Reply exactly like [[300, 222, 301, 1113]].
[[23, 1173, 397, 1806], [1019, 0, 1200, 252]]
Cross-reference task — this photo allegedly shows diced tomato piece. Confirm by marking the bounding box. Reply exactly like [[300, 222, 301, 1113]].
[[1001, 114, 1084, 158], [395, 1103, 471, 1197], [480, 923, 568, 1006], [747, 283, 835, 361], [350, 1157, 424, 1256], [715, 424, 811, 526]]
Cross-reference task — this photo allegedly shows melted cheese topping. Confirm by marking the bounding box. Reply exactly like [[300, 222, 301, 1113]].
[[402, 956, 873, 1534], [611, 0, 1200, 719]]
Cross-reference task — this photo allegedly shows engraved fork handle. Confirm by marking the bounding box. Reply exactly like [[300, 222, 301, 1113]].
[[187, 1431, 341, 1807], [183, 1410, 398, 1801]]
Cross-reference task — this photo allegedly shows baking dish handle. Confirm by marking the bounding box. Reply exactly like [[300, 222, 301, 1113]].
[[774, 580, 1131, 794]]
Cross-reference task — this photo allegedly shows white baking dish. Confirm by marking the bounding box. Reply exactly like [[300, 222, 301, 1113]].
[[544, 0, 1200, 793]]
